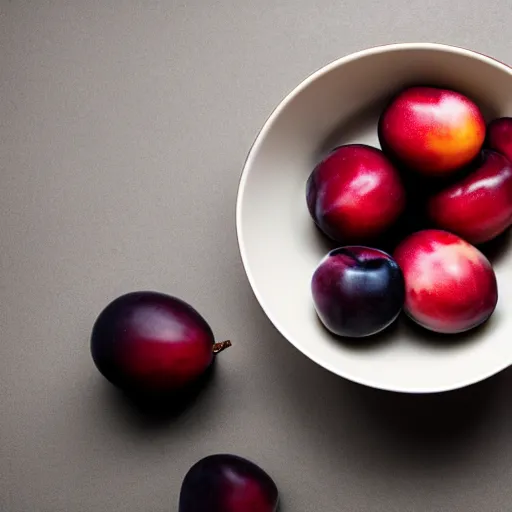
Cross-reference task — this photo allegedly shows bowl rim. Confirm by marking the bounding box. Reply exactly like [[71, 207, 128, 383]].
[[235, 42, 512, 394]]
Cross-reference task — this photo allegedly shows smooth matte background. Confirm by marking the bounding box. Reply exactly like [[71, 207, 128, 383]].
[[2, 2, 512, 511]]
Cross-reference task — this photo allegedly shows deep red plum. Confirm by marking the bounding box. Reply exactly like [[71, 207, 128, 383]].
[[428, 150, 512, 244], [379, 86, 486, 176], [90, 291, 231, 394], [306, 144, 405, 243], [487, 117, 512, 162]]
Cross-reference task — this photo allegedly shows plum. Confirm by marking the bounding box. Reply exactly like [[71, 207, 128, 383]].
[[428, 150, 512, 244], [306, 144, 405, 244], [379, 86, 486, 176], [90, 291, 231, 395], [487, 117, 512, 162], [179, 454, 279, 512], [394, 230, 498, 334], [311, 246, 405, 338]]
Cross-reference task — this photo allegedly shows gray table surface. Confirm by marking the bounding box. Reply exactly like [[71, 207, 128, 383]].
[[2, 1, 512, 511]]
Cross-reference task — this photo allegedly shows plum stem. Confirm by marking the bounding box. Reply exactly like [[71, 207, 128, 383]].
[[212, 340, 232, 354]]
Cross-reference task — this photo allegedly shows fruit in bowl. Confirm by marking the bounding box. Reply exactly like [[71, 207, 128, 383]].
[[90, 291, 231, 395], [487, 117, 512, 162], [394, 230, 498, 334], [306, 85, 504, 338], [306, 144, 405, 243], [379, 86, 486, 176], [179, 454, 279, 512], [311, 246, 405, 337], [428, 150, 512, 243], [237, 43, 512, 392]]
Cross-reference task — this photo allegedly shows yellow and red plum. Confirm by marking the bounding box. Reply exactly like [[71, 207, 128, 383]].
[[306, 144, 405, 243], [379, 87, 486, 176], [179, 454, 279, 512], [394, 230, 498, 334], [90, 291, 231, 395], [311, 246, 405, 338], [428, 151, 512, 244], [487, 117, 512, 162]]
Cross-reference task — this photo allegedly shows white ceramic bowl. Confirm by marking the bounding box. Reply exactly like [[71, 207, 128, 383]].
[[236, 43, 512, 393]]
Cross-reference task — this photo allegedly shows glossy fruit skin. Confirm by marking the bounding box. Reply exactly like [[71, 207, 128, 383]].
[[487, 117, 512, 162], [179, 454, 279, 512], [91, 291, 217, 394], [379, 86, 486, 176], [394, 230, 498, 334], [311, 246, 405, 338], [428, 151, 512, 244], [306, 144, 405, 243]]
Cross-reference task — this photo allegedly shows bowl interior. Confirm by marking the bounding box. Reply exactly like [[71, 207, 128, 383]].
[[237, 44, 512, 393]]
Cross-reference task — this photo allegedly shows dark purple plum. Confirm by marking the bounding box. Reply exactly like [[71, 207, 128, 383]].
[[179, 454, 279, 512], [90, 291, 231, 395], [311, 247, 405, 337], [487, 117, 512, 162]]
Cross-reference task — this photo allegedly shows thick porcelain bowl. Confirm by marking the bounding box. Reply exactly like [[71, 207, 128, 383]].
[[236, 43, 512, 393]]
